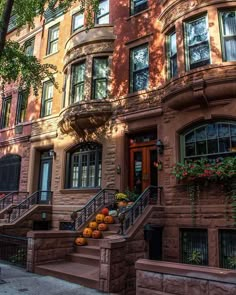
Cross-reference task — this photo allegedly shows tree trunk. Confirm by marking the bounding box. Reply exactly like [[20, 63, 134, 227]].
[[0, 0, 14, 56]]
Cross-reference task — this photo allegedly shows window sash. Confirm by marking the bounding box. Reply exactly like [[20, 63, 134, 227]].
[[220, 11, 236, 61], [131, 0, 148, 15], [24, 38, 35, 56], [47, 25, 59, 55], [1, 97, 11, 129], [185, 16, 210, 70], [92, 58, 108, 99], [130, 44, 149, 92], [41, 82, 53, 117], [16, 91, 28, 124], [72, 63, 85, 103], [167, 31, 178, 78], [96, 0, 109, 24], [72, 12, 84, 32]]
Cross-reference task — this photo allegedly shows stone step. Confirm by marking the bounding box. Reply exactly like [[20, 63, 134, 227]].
[[85, 238, 101, 247], [75, 245, 100, 256], [106, 223, 120, 232], [101, 231, 118, 237], [35, 261, 99, 290], [66, 253, 100, 266]]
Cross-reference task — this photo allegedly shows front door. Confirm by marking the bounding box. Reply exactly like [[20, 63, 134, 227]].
[[129, 134, 157, 195], [38, 151, 53, 203]]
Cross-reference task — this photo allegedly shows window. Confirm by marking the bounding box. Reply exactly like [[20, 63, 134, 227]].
[[219, 230, 236, 269], [24, 38, 35, 56], [47, 25, 59, 55], [167, 31, 177, 78], [219, 11, 236, 61], [41, 82, 53, 117], [1, 96, 11, 129], [131, 0, 148, 15], [130, 44, 149, 92], [95, 0, 109, 24], [66, 143, 102, 189], [71, 63, 85, 103], [16, 91, 28, 124], [0, 154, 21, 191], [181, 229, 208, 266], [72, 12, 84, 32], [185, 16, 210, 70], [182, 122, 236, 160], [92, 57, 108, 99]]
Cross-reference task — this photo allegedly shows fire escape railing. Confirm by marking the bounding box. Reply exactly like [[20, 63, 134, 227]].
[[7, 190, 52, 223], [0, 191, 28, 211], [72, 188, 118, 230], [119, 185, 163, 235]]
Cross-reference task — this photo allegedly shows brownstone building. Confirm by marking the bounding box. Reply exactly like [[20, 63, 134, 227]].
[[1, 0, 236, 294]]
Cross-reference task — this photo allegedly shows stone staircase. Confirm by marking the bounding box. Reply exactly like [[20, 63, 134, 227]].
[[35, 222, 120, 290]]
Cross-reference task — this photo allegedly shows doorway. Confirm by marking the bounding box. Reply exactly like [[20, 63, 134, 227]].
[[144, 224, 163, 260], [129, 131, 157, 195], [38, 151, 53, 203]]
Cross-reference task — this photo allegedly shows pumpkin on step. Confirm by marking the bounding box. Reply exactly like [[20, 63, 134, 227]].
[[89, 221, 98, 230], [98, 223, 108, 231], [101, 207, 109, 216], [92, 230, 102, 239], [83, 227, 93, 238], [96, 213, 105, 224], [75, 236, 87, 246], [104, 215, 114, 224]]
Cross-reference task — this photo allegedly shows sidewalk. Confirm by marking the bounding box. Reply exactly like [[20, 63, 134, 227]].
[[0, 262, 106, 295]]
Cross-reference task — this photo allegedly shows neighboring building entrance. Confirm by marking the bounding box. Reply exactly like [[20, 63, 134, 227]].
[[129, 131, 157, 195], [38, 151, 53, 203]]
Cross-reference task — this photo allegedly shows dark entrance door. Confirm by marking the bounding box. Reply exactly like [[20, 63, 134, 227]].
[[129, 132, 157, 195], [144, 224, 163, 260], [38, 151, 53, 203]]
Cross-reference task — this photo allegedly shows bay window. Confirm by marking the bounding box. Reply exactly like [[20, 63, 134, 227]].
[[92, 57, 108, 99]]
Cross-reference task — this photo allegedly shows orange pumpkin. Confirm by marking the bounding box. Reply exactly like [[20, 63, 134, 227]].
[[75, 236, 87, 246], [118, 200, 128, 208], [89, 221, 98, 230], [104, 215, 114, 224], [98, 223, 108, 231], [92, 230, 102, 239], [96, 213, 105, 224], [83, 227, 93, 238], [101, 207, 109, 216]]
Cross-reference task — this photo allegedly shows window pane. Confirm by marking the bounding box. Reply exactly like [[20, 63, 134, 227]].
[[81, 154, 88, 187], [73, 13, 84, 31], [187, 18, 208, 46], [94, 79, 107, 99], [218, 123, 230, 137], [133, 0, 148, 15], [94, 59, 108, 78], [186, 143, 195, 157], [208, 139, 218, 154], [207, 123, 217, 139], [93, 58, 108, 99], [224, 38, 236, 61], [97, 14, 109, 24], [133, 46, 149, 71], [222, 12, 236, 36], [96, 0, 109, 24], [219, 137, 230, 153], [133, 69, 149, 92], [74, 84, 84, 102], [185, 131, 195, 143], [196, 126, 206, 141], [189, 43, 210, 65], [74, 63, 85, 83]]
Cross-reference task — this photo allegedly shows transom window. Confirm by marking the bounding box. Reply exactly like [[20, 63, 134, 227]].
[[95, 0, 109, 24], [167, 31, 177, 79], [0, 154, 21, 191], [92, 57, 108, 99], [131, 0, 148, 15], [72, 12, 84, 32], [219, 11, 236, 61], [41, 81, 53, 117], [182, 122, 236, 160], [130, 44, 149, 93], [1, 96, 11, 129], [71, 62, 85, 103], [66, 143, 102, 189], [185, 15, 210, 70], [47, 24, 59, 55]]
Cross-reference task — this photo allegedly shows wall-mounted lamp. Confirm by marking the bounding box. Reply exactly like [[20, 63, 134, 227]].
[[49, 149, 56, 158], [41, 212, 47, 220], [116, 164, 121, 175], [156, 139, 164, 155]]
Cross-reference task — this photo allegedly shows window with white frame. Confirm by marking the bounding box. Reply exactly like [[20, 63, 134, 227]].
[[71, 62, 85, 103], [41, 82, 53, 117], [92, 57, 108, 99], [130, 44, 149, 92], [66, 142, 102, 189], [95, 0, 109, 24], [167, 31, 177, 78], [131, 0, 148, 15], [219, 11, 236, 61], [72, 12, 84, 32], [47, 25, 59, 55], [185, 16, 210, 70]]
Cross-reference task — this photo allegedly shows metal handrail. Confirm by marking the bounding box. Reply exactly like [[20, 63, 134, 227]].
[[0, 191, 28, 211], [8, 190, 52, 223], [73, 188, 118, 230], [119, 185, 163, 235]]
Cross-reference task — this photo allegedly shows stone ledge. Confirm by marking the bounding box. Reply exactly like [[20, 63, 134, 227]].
[[27, 230, 77, 239]]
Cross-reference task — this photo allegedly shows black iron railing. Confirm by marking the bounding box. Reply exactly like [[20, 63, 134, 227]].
[[8, 190, 52, 223], [119, 186, 162, 235], [0, 191, 28, 211], [73, 189, 118, 230], [0, 234, 28, 268]]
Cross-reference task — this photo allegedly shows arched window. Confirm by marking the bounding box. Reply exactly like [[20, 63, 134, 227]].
[[66, 142, 102, 189], [0, 154, 21, 191], [182, 121, 236, 160]]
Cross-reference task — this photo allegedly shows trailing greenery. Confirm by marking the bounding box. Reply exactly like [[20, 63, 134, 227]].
[[0, 0, 99, 94]]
